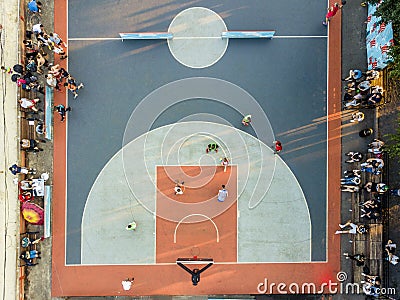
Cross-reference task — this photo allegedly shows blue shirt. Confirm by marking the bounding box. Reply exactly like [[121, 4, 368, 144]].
[[28, 1, 38, 12]]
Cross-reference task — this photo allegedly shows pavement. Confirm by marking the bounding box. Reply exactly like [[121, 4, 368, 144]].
[[0, 1, 23, 300]]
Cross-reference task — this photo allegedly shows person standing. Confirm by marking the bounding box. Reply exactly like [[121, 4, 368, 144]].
[[9, 164, 36, 175], [64, 74, 84, 99], [28, 0, 42, 14], [54, 104, 71, 122], [121, 278, 134, 291], [273, 140, 282, 153], [125, 221, 137, 231], [322, 2, 343, 26], [220, 157, 229, 172], [242, 114, 252, 126], [217, 185, 228, 202]]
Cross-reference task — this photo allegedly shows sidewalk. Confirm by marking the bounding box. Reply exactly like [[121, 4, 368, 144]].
[[0, 1, 23, 299]]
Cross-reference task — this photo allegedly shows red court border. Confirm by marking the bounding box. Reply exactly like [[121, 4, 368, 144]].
[[52, 0, 341, 296]]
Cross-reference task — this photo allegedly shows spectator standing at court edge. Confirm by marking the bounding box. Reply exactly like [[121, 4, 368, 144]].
[[217, 185, 228, 202], [28, 0, 42, 14], [54, 104, 71, 122], [121, 278, 134, 291], [322, 2, 344, 26]]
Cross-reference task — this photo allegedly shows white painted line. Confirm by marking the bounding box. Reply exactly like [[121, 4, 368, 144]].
[[68, 37, 123, 41], [172, 36, 222, 40], [273, 35, 328, 38], [174, 214, 220, 243], [68, 35, 327, 41]]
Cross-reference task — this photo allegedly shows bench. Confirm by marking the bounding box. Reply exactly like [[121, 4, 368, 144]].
[[221, 30, 275, 39], [20, 112, 38, 141], [119, 32, 173, 40], [44, 85, 53, 140], [43, 185, 52, 238]]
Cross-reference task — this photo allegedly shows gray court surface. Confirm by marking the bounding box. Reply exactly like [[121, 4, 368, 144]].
[[66, 0, 328, 264]]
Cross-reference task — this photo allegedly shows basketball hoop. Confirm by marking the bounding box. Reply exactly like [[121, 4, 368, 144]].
[[176, 257, 214, 286]]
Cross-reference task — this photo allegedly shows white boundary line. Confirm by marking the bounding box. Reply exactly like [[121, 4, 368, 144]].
[[154, 165, 157, 264], [64, 0, 69, 267], [325, 12, 330, 263], [78, 260, 327, 266]]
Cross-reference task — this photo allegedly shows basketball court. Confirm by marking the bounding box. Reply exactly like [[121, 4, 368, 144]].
[[52, 0, 342, 296]]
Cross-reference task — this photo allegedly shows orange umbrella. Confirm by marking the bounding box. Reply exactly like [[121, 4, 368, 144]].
[[21, 202, 44, 225]]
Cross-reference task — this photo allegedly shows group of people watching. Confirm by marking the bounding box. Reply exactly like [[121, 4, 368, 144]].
[[341, 139, 387, 219], [8, 2, 85, 125], [338, 136, 400, 297], [343, 69, 384, 109]]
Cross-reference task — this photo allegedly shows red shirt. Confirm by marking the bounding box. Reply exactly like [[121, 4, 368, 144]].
[[326, 6, 339, 18], [275, 141, 282, 152]]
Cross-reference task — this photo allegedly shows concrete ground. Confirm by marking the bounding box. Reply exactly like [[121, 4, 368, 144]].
[[4, 0, 396, 299], [0, 1, 23, 300]]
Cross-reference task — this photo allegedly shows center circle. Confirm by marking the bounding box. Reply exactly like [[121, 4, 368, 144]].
[[167, 7, 228, 69]]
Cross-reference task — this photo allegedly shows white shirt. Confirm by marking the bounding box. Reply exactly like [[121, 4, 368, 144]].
[[217, 189, 228, 202], [121, 280, 132, 291], [20, 98, 33, 108], [32, 23, 42, 33]]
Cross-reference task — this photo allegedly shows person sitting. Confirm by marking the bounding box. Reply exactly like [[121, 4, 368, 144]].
[[364, 69, 380, 81], [343, 93, 362, 109], [242, 114, 252, 126], [343, 169, 361, 178], [20, 138, 44, 152], [125, 221, 137, 231], [19, 179, 41, 197], [335, 221, 367, 234], [206, 143, 219, 153], [362, 282, 380, 297], [18, 191, 33, 202], [368, 139, 385, 150], [19, 98, 40, 112], [343, 252, 365, 266], [350, 111, 364, 123], [19, 255, 38, 266], [360, 207, 380, 220], [174, 181, 185, 195], [341, 185, 360, 193], [357, 80, 371, 92], [340, 175, 361, 186], [384, 240, 398, 265], [345, 151, 363, 163], [366, 92, 383, 106], [364, 182, 388, 194], [361, 158, 384, 169], [25, 249, 41, 259], [343, 69, 363, 81], [361, 273, 381, 287], [359, 198, 380, 209]]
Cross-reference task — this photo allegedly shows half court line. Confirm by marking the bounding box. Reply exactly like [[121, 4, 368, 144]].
[[68, 35, 327, 41]]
